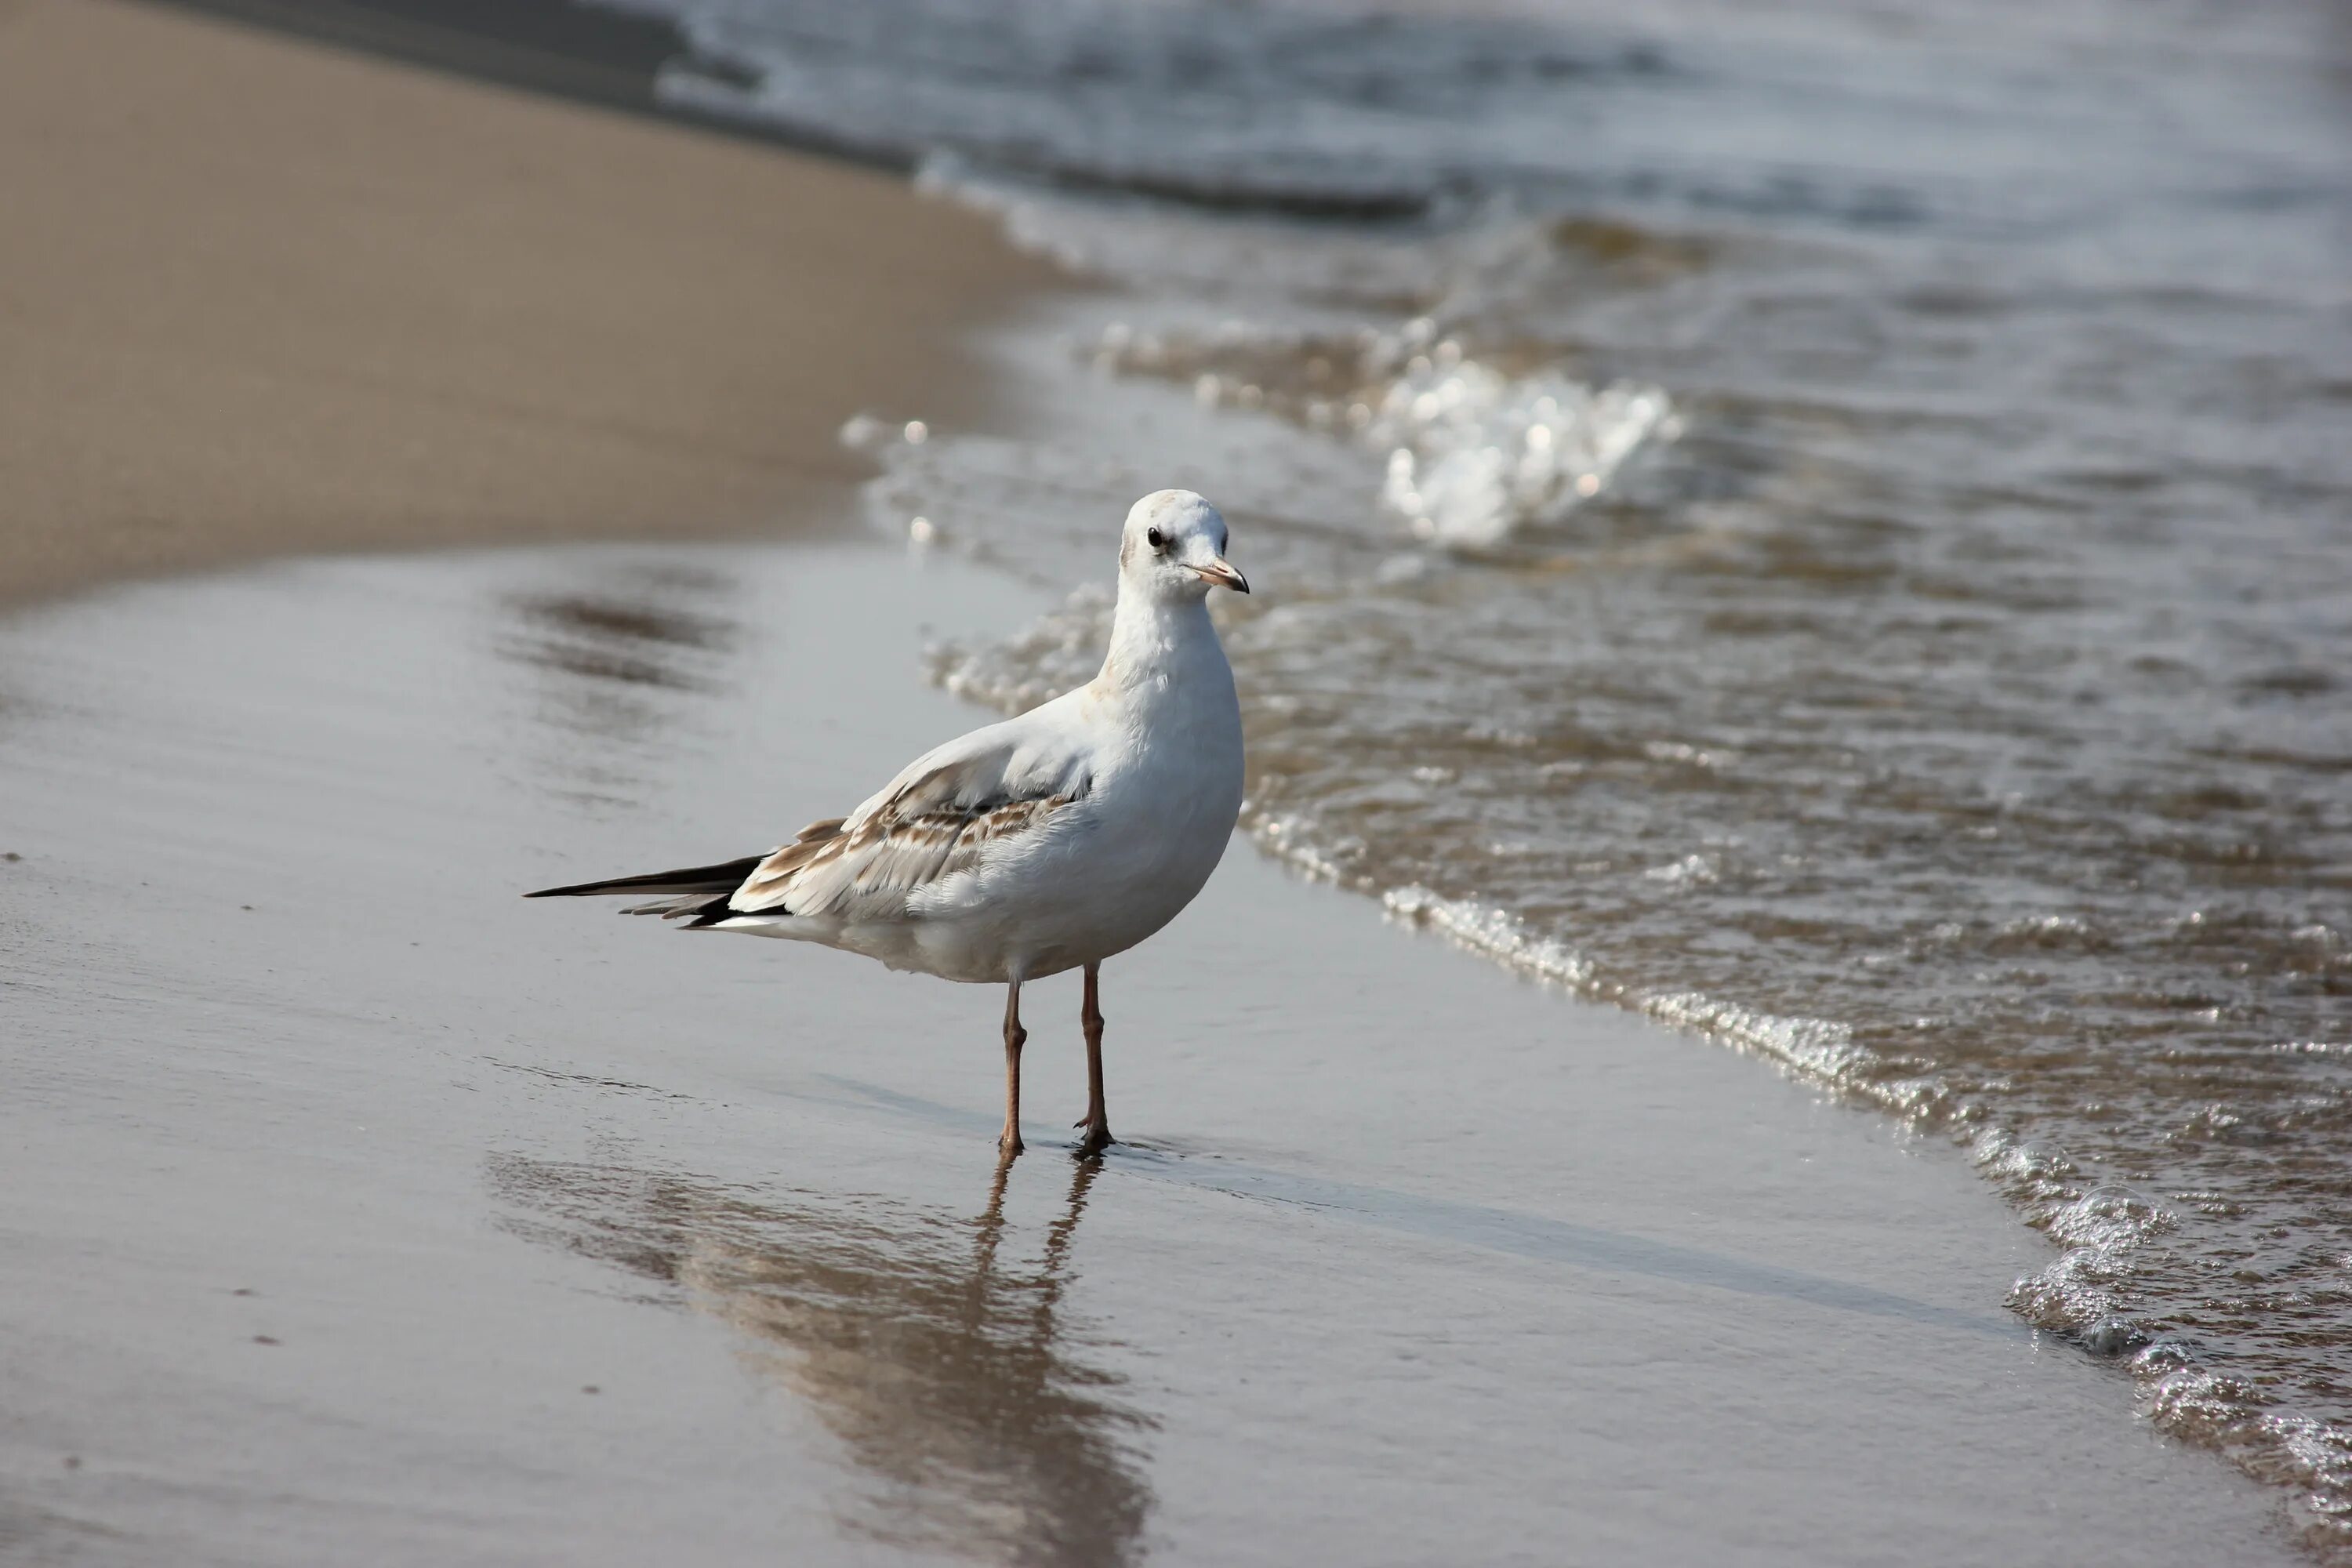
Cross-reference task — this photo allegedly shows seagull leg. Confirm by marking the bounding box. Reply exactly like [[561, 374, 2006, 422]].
[[1073, 962, 1114, 1158], [1000, 978, 1027, 1159]]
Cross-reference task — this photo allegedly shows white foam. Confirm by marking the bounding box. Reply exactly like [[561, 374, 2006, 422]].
[[1372, 363, 1677, 547]]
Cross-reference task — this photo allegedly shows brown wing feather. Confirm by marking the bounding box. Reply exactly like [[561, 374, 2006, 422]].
[[705, 790, 1078, 924], [679, 728, 1092, 927]]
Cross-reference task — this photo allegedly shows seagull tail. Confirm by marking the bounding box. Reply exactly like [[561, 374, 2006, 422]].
[[523, 855, 764, 918]]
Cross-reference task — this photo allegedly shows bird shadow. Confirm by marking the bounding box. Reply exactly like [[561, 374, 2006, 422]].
[[487, 1149, 1152, 1568], [802, 1074, 2016, 1341]]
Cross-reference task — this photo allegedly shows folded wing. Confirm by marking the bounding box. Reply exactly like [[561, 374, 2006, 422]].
[[689, 713, 1093, 928]]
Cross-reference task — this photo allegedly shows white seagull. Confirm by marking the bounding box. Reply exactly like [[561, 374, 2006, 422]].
[[527, 490, 1250, 1159]]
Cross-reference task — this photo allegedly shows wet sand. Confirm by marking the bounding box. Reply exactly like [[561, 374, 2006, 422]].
[[0, 0, 1047, 612], [0, 539, 2295, 1566]]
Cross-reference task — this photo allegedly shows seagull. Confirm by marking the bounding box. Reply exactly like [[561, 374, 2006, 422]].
[[527, 490, 1250, 1160]]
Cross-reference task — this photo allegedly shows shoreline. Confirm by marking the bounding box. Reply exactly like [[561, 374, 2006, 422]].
[[129, 0, 908, 175], [0, 0, 1053, 612]]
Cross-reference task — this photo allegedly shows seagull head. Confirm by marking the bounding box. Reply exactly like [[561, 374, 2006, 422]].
[[1119, 489, 1249, 604]]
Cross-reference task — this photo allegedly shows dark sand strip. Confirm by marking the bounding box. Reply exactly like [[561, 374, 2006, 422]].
[[0, 0, 1051, 611]]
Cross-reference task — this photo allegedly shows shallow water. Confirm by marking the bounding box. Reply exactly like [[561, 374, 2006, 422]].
[[0, 544, 2296, 1564], [597, 0, 2352, 1549]]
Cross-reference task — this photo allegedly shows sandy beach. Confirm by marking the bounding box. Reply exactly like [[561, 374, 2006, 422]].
[[0, 0, 1046, 611]]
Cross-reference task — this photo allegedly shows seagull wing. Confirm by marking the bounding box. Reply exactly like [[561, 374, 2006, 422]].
[[695, 709, 1094, 927]]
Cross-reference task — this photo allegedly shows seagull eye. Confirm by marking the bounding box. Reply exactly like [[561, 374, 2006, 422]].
[[1145, 527, 1165, 550]]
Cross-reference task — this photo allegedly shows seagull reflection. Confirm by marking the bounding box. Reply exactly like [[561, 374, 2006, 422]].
[[488, 1152, 1151, 1566]]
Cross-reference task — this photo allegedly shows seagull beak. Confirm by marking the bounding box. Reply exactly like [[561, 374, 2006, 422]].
[[1190, 556, 1250, 594]]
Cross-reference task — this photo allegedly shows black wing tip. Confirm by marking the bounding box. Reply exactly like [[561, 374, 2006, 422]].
[[519, 854, 766, 903], [521, 877, 642, 898], [682, 895, 751, 929]]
